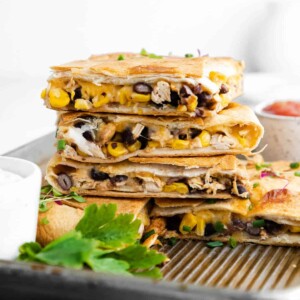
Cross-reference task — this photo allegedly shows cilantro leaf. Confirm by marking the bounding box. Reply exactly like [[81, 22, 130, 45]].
[[36, 232, 98, 269], [115, 244, 166, 269], [18, 242, 42, 261], [76, 204, 117, 236], [133, 267, 163, 279], [86, 213, 141, 249], [88, 257, 131, 276], [70, 192, 86, 203]]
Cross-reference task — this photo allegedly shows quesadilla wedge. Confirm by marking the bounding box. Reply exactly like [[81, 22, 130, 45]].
[[37, 197, 150, 246], [56, 103, 263, 163], [46, 154, 250, 199], [41, 54, 244, 117], [145, 161, 300, 247]]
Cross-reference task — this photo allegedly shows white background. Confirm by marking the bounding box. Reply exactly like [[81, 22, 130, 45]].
[[1, 0, 300, 154]]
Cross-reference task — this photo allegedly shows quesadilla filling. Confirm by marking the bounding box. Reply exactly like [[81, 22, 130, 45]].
[[57, 114, 256, 160], [53, 164, 249, 198], [42, 71, 236, 116], [151, 212, 300, 240]]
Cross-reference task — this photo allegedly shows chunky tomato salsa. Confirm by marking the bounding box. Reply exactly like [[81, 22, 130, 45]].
[[263, 101, 300, 117]]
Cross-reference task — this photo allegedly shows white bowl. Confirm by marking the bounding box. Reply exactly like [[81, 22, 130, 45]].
[[0, 156, 41, 260], [255, 101, 300, 161]]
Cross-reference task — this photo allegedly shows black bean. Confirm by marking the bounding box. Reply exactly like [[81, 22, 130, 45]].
[[179, 134, 187, 140], [74, 121, 85, 128], [180, 85, 193, 98], [138, 127, 149, 149], [166, 215, 181, 232], [74, 87, 82, 99], [193, 84, 202, 95], [57, 173, 72, 190], [204, 223, 216, 236], [82, 131, 94, 142], [122, 128, 136, 145], [110, 175, 128, 185], [246, 223, 260, 236], [206, 101, 217, 110], [150, 101, 164, 109], [220, 84, 229, 94], [264, 220, 283, 235], [190, 128, 202, 139], [237, 184, 248, 195], [197, 92, 212, 107], [195, 108, 204, 117], [232, 219, 246, 231], [133, 82, 152, 94], [170, 91, 180, 107], [90, 168, 109, 181]]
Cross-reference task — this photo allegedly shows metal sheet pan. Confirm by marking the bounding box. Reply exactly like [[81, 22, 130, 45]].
[[1, 133, 300, 300]]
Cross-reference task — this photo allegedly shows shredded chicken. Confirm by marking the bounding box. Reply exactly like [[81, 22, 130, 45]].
[[132, 123, 144, 139], [151, 81, 171, 104], [136, 174, 164, 192], [97, 122, 116, 145], [149, 126, 173, 147], [210, 134, 236, 150], [188, 177, 204, 190]]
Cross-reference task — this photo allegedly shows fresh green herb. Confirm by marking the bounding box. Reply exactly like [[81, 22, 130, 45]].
[[253, 219, 265, 228], [206, 241, 223, 248], [294, 171, 300, 177], [167, 237, 178, 246], [182, 225, 191, 233], [206, 199, 216, 204], [248, 204, 253, 211], [229, 237, 237, 249], [185, 53, 193, 58], [140, 48, 162, 59], [57, 139, 66, 151], [253, 182, 260, 188], [142, 229, 156, 241], [19, 204, 166, 279], [290, 162, 299, 169], [117, 54, 125, 61], [255, 163, 271, 171], [214, 221, 224, 233], [40, 217, 49, 225], [39, 185, 86, 212]]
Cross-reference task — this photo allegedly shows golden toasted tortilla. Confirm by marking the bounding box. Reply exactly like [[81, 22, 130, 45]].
[[56, 103, 263, 163], [146, 160, 300, 247], [37, 197, 150, 246], [42, 54, 244, 117], [46, 154, 249, 199]]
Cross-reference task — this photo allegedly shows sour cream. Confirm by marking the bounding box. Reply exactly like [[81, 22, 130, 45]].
[[0, 168, 23, 186]]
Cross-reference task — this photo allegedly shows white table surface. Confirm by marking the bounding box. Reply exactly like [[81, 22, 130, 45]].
[[1, 72, 300, 155]]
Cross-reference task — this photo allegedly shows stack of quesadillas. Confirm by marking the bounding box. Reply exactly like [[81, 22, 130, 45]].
[[42, 52, 300, 248]]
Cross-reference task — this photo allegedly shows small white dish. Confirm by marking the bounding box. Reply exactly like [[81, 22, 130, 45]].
[[255, 101, 300, 161], [0, 156, 41, 260]]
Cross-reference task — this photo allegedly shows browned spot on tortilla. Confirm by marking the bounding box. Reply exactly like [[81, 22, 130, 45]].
[[262, 188, 290, 205]]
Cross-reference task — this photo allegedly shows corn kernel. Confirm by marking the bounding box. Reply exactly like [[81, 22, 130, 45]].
[[199, 130, 211, 147], [127, 140, 141, 152], [290, 226, 300, 233], [49, 88, 70, 108], [40, 88, 47, 100], [107, 142, 128, 157], [171, 139, 190, 150], [74, 99, 92, 110], [163, 182, 189, 194], [195, 217, 206, 236], [177, 104, 187, 112], [80, 82, 104, 98], [92, 94, 110, 108], [209, 71, 227, 83], [115, 123, 126, 133], [186, 95, 198, 112], [71, 90, 75, 100], [179, 213, 197, 234], [118, 86, 132, 104], [148, 141, 160, 148], [131, 93, 151, 103], [220, 94, 230, 107]]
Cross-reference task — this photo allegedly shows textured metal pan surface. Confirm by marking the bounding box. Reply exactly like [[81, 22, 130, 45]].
[[2, 133, 300, 299]]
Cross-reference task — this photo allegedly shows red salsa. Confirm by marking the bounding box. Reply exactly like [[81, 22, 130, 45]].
[[263, 101, 300, 117]]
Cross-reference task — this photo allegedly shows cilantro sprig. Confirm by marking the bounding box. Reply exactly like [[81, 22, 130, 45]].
[[39, 185, 85, 212], [140, 48, 163, 59], [19, 204, 166, 279]]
